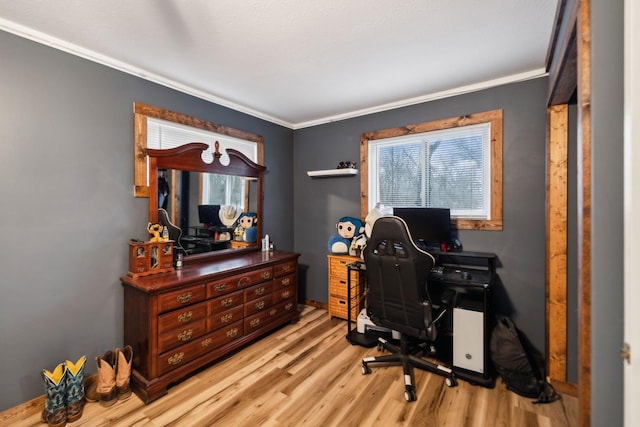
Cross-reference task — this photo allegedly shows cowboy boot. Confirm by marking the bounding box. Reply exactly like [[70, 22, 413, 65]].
[[41, 363, 67, 427], [64, 356, 86, 422], [115, 345, 133, 400], [85, 350, 117, 407]]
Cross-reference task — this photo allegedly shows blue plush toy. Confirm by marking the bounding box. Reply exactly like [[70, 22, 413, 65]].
[[237, 212, 258, 243], [328, 216, 364, 254]]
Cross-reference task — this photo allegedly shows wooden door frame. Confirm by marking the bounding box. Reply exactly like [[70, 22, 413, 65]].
[[546, 0, 591, 424]]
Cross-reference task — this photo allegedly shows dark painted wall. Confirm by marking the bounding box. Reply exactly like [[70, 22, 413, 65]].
[[0, 30, 293, 411], [293, 78, 550, 355]]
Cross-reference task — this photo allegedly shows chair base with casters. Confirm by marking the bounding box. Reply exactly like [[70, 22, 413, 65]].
[[361, 333, 457, 402]]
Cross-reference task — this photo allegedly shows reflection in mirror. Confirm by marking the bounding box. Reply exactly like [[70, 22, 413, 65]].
[[147, 142, 265, 264], [159, 169, 258, 256]]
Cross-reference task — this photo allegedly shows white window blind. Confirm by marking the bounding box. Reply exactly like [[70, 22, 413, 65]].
[[147, 117, 258, 162], [368, 122, 491, 219], [146, 117, 258, 207]]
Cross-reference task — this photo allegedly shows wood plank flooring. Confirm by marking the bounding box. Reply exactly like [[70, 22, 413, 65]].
[[0, 306, 577, 426]]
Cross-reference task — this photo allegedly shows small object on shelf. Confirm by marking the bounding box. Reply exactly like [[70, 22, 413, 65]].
[[307, 168, 358, 178]]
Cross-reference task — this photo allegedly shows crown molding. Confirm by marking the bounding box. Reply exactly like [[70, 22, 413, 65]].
[[2, 18, 548, 131]]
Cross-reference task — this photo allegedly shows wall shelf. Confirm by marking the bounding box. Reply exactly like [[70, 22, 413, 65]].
[[307, 168, 358, 178]]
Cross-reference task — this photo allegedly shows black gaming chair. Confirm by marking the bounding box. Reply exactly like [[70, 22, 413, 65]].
[[361, 215, 457, 401], [158, 208, 187, 255]]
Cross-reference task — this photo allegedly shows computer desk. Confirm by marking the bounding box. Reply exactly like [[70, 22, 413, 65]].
[[346, 249, 496, 387]]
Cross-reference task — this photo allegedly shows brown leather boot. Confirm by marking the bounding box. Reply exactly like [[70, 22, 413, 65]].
[[115, 345, 133, 400], [85, 350, 117, 407]]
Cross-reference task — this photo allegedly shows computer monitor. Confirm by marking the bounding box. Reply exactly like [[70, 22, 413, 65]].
[[198, 204, 223, 228], [393, 207, 452, 250]]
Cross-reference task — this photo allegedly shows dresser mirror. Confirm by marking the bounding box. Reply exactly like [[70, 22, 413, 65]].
[[147, 142, 265, 263]]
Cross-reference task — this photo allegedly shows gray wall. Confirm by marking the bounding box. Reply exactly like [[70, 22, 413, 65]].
[[293, 78, 549, 354], [0, 30, 293, 411]]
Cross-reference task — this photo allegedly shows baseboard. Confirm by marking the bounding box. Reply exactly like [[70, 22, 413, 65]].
[[303, 299, 327, 311]]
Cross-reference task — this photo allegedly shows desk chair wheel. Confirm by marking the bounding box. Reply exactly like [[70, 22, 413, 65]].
[[361, 363, 372, 375], [404, 387, 417, 402]]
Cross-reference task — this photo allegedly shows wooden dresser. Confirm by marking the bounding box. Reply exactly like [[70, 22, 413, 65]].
[[327, 254, 365, 320], [122, 250, 300, 403]]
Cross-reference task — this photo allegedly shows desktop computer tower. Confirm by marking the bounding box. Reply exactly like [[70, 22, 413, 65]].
[[428, 250, 496, 387], [452, 307, 485, 374]]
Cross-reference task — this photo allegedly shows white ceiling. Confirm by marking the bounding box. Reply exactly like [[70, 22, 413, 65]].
[[0, 0, 559, 129]]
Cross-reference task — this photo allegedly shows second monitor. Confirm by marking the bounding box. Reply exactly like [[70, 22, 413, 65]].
[[393, 207, 452, 251]]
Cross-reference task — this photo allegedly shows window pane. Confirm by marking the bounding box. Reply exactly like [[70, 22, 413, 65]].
[[427, 135, 484, 212], [203, 173, 245, 208], [371, 122, 490, 219]]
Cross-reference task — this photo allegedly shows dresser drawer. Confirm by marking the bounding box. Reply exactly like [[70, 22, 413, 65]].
[[207, 305, 244, 332], [274, 261, 297, 277], [273, 273, 295, 291], [207, 267, 273, 298], [157, 284, 206, 314], [157, 320, 243, 376], [244, 282, 273, 302], [158, 301, 207, 335], [244, 294, 273, 316], [207, 290, 243, 315], [273, 286, 295, 304], [157, 319, 207, 353], [244, 308, 277, 333]]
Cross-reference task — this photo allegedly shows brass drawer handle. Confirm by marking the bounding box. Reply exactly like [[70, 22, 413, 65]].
[[214, 283, 227, 292], [270, 309, 277, 316], [281, 290, 291, 299], [261, 271, 271, 279], [281, 278, 290, 286], [168, 352, 184, 365], [178, 329, 193, 341], [221, 297, 233, 307], [221, 313, 233, 323], [201, 338, 212, 347], [250, 318, 260, 328], [255, 301, 265, 310], [178, 311, 193, 323], [176, 292, 192, 304], [255, 287, 266, 296], [285, 303, 293, 311], [282, 265, 291, 273], [226, 328, 239, 338]]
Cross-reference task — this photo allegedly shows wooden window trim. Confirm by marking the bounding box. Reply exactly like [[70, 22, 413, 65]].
[[360, 109, 503, 230], [133, 102, 264, 197]]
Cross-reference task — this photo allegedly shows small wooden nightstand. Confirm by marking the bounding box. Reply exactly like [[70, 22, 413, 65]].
[[327, 254, 365, 320]]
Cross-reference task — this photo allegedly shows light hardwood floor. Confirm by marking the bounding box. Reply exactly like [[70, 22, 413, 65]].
[[0, 305, 577, 426]]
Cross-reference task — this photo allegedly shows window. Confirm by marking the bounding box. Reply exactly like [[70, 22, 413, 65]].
[[133, 102, 264, 198], [361, 110, 502, 230], [146, 117, 257, 208]]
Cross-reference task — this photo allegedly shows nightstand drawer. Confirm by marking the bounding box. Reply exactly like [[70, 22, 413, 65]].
[[328, 256, 359, 279]]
